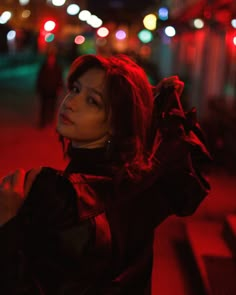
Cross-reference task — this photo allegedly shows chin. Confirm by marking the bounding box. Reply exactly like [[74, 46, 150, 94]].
[[55, 123, 61, 135], [56, 124, 79, 143], [56, 123, 69, 138]]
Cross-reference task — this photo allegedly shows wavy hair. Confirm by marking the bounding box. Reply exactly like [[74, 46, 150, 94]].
[[62, 54, 156, 181]]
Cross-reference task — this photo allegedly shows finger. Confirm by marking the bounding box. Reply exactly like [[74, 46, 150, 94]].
[[0, 173, 10, 184], [0, 169, 23, 188], [174, 81, 184, 89], [163, 76, 180, 86], [155, 77, 170, 93], [165, 75, 179, 82], [0, 175, 11, 190], [155, 76, 183, 96], [11, 169, 26, 197], [174, 81, 185, 96]]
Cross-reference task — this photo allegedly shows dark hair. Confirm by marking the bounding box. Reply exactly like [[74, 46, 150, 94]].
[[64, 54, 156, 180]]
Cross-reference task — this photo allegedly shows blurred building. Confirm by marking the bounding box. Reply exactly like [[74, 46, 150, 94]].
[[158, 0, 236, 169], [0, 0, 235, 119], [149, 0, 235, 120]]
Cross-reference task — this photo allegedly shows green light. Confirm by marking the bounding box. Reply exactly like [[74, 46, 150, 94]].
[[138, 30, 153, 43], [45, 33, 55, 43], [79, 38, 96, 54]]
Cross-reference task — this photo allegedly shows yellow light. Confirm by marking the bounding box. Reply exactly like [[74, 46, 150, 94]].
[[21, 10, 31, 18], [143, 14, 157, 31]]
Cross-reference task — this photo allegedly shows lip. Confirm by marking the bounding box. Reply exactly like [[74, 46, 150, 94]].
[[59, 113, 73, 125]]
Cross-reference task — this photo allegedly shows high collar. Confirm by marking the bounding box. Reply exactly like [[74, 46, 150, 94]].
[[64, 147, 112, 177]]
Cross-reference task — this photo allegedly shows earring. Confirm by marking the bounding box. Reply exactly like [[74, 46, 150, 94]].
[[106, 138, 112, 159]]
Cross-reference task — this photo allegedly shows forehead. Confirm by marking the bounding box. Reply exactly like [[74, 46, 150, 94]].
[[77, 68, 107, 90]]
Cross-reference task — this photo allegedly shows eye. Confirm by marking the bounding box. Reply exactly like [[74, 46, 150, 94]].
[[70, 83, 81, 93], [71, 86, 79, 93], [87, 96, 98, 105]]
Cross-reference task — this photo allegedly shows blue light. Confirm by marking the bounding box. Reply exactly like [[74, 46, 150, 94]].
[[158, 7, 168, 21]]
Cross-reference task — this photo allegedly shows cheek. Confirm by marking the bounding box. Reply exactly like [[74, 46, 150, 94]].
[[75, 113, 109, 134]]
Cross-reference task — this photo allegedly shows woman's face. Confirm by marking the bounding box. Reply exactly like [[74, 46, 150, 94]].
[[56, 68, 111, 148]]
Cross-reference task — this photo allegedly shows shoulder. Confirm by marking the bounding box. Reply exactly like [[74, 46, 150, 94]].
[[28, 166, 76, 199], [26, 168, 113, 223], [26, 167, 69, 193], [65, 173, 113, 221], [23, 167, 78, 222]]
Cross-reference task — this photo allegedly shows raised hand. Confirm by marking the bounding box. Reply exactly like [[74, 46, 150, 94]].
[[0, 169, 26, 225], [0, 167, 41, 225], [155, 75, 184, 98]]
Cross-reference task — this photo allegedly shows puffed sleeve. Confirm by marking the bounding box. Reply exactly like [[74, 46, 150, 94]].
[[150, 85, 212, 217], [160, 167, 210, 217], [155, 130, 211, 217], [21, 167, 79, 227], [0, 167, 94, 294]]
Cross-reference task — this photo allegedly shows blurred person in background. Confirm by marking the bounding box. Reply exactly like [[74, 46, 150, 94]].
[[0, 54, 211, 294], [36, 47, 64, 128]]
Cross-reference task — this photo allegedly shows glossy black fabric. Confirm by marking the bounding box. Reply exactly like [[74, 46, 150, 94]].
[[0, 148, 154, 295], [0, 143, 210, 294], [0, 148, 111, 294]]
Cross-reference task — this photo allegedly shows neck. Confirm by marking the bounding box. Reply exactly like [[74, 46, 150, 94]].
[[72, 135, 108, 149]]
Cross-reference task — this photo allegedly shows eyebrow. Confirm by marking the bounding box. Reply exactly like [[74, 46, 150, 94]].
[[90, 88, 104, 99], [73, 80, 104, 99]]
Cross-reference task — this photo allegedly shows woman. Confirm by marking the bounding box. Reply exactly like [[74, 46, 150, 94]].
[[0, 54, 211, 294]]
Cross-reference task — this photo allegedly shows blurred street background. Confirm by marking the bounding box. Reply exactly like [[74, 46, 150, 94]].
[[0, 0, 236, 294]]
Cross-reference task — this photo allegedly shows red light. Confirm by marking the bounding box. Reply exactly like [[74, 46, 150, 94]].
[[233, 36, 236, 46], [226, 31, 236, 46], [38, 19, 57, 51], [74, 35, 85, 45]]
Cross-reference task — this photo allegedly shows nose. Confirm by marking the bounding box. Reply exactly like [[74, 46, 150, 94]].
[[62, 92, 79, 111]]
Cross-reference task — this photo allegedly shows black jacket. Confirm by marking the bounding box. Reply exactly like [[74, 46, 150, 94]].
[[0, 87, 211, 294], [0, 141, 210, 295]]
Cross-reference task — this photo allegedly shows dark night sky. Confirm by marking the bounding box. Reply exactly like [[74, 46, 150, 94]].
[[87, 0, 156, 23]]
